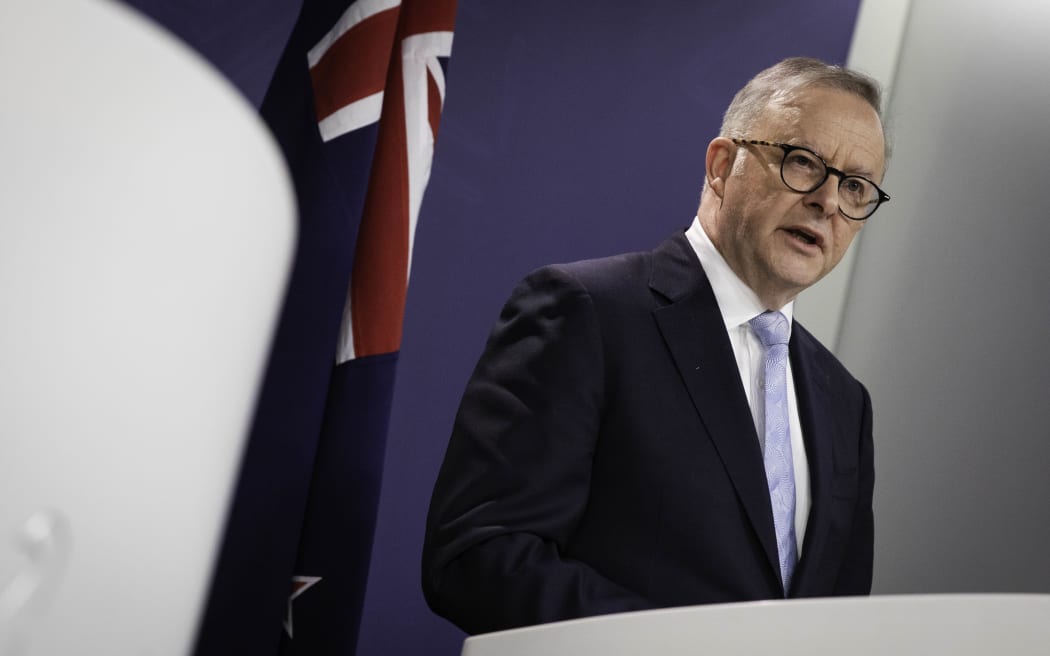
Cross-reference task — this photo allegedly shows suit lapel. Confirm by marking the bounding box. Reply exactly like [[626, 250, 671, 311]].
[[648, 234, 782, 583], [787, 328, 836, 596]]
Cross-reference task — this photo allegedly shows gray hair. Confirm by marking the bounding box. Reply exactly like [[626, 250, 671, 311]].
[[720, 57, 884, 140]]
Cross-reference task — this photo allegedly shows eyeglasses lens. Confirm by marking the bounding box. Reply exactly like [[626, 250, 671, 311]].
[[780, 148, 879, 219]]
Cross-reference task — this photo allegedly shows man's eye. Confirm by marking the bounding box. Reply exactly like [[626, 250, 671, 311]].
[[786, 153, 818, 170], [842, 178, 867, 196]]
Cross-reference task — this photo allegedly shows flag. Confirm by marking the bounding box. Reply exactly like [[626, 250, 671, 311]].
[[176, 0, 458, 654]]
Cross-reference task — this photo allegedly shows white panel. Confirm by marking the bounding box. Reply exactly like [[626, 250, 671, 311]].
[[0, 0, 295, 653], [837, 0, 1050, 594], [794, 0, 912, 351]]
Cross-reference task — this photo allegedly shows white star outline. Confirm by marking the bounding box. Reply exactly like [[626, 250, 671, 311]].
[[283, 575, 323, 639]]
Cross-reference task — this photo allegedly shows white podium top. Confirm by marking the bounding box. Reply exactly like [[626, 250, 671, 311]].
[[463, 594, 1050, 656]]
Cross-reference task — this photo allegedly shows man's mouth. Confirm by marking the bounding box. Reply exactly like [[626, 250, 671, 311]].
[[786, 227, 820, 247]]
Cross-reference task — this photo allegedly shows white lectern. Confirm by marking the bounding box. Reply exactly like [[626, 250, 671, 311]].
[[0, 0, 294, 654], [463, 594, 1050, 656]]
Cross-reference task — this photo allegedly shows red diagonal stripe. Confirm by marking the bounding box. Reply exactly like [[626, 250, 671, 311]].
[[310, 7, 400, 123]]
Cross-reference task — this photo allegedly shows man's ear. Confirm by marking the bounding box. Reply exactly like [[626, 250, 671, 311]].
[[705, 137, 736, 200]]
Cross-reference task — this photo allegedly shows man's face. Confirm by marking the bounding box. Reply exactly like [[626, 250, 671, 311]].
[[709, 86, 886, 308]]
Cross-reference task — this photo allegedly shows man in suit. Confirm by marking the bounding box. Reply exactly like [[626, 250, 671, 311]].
[[422, 57, 888, 635]]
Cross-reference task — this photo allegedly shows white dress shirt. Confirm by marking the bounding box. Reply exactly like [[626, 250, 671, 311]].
[[684, 216, 811, 552]]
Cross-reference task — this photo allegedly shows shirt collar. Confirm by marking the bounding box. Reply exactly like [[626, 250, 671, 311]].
[[684, 215, 794, 333]]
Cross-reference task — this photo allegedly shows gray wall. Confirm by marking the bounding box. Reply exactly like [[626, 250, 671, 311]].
[[839, 0, 1050, 593]]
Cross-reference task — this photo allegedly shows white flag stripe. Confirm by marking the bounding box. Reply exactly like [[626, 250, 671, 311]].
[[402, 31, 454, 281], [318, 91, 383, 142], [307, 0, 401, 69]]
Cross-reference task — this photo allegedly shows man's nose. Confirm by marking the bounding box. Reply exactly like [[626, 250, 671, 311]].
[[803, 174, 841, 218]]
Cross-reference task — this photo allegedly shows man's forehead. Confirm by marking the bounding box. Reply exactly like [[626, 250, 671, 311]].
[[755, 87, 886, 173], [759, 86, 879, 124]]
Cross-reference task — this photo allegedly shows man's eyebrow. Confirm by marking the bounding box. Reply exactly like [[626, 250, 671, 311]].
[[847, 165, 880, 180], [793, 140, 879, 179], [844, 166, 877, 180]]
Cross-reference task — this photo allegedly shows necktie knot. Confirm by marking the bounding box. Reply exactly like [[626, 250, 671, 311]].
[[749, 311, 790, 348]]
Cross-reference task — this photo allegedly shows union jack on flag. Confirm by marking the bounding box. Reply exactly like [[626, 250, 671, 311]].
[[192, 1, 457, 654]]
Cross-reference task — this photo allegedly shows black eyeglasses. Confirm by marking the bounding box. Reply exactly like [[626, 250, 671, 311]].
[[731, 138, 890, 220]]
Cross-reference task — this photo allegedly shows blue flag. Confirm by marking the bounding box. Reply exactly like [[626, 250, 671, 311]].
[[124, 0, 457, 653]]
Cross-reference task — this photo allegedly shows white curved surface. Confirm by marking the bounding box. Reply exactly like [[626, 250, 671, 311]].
[[463, 594, 1050, 656], [0, 0, 295, 654]]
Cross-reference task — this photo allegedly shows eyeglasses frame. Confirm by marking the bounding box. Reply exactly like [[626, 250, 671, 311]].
[[730, 138, 891, 221]]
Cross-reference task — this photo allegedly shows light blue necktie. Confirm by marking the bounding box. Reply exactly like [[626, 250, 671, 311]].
[[749, 310, 797, 594]]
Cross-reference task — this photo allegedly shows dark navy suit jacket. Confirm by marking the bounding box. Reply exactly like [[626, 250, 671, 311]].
[[422, 231, 874, 635]]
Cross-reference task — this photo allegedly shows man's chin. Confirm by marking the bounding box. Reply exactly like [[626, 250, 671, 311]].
[[772, 263, 825, 295]]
